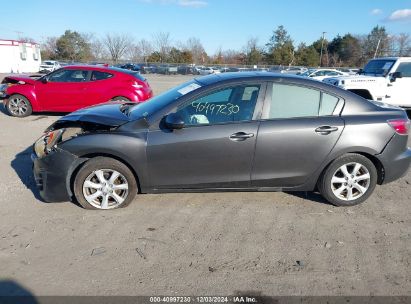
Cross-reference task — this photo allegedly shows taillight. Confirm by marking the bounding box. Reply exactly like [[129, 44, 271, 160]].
[[387, 119, 410, 135]]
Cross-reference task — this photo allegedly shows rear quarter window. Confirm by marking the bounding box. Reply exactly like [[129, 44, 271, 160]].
[[320, 93, 340, 116]]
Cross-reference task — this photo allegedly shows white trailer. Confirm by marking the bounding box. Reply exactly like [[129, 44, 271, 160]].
[[0, 39, 41, 73]]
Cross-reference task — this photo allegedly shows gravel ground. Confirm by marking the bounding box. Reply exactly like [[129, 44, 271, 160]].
[[0, 73, 410, 297]]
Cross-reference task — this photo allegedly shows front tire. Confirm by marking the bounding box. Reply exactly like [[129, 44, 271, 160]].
[[318, 153, 377, 206], [73, 157, 138, 210], [6, 94, 32, 117]]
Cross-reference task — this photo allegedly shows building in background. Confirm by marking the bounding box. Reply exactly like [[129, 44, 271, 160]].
[[0, 39, 41, 73]]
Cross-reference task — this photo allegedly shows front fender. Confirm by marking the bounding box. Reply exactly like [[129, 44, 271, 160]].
[[59, 132, 150, 191], [7, 85, 40, 110]]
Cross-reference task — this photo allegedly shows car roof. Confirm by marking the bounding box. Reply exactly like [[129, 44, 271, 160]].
[[62, 65, 130, 74], [194, 72, 355, 98]]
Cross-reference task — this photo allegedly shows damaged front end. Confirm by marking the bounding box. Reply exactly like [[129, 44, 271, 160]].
[[32, 121, 123, 202], [32, 101, 140, 202]]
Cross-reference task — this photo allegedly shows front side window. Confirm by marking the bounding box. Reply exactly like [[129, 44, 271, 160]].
[[176, 85, 260, 126], [48, 69, 88, 82]]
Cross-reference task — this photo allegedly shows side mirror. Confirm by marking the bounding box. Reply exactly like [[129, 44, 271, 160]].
[[358, 68, 363, 75], [41, 77, 48, 84], [391, 71, 403, 82], [165, 113, 184, 130]]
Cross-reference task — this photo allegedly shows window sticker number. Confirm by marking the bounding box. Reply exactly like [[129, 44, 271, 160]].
[[191, 102, 240, 115]]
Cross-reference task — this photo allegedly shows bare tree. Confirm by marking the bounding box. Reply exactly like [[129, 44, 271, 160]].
[[103, 33, 133, 64], [138, 39, 153, 63], [82, 33, 107, 61], [152, 32, 172, 62], [395, 33, 411, 56], [90, 38, 108, 61], [40, 36, 58, 59], [185, 37, 206, 64]]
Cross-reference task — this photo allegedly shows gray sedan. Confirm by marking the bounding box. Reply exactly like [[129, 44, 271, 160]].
[[32, 72, 411, 209]]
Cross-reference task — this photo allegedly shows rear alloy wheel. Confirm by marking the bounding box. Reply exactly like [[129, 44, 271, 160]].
[[6, 94, 32, 117], [74, 157, 137, 210], [318, 154, 377, 206]]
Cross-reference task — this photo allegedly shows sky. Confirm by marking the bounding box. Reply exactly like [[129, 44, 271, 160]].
[[0, 0, 410, 54]]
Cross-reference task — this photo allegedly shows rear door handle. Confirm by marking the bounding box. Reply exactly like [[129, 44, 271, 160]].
[[229, 132, 254, 141], [315, 126, 339, 134]]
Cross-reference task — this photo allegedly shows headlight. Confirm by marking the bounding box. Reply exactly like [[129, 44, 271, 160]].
[[33, 127, 83, 158], [34, 129, 64, 158]]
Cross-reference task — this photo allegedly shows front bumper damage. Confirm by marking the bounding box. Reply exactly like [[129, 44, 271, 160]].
[[32, 147, 87, 202]]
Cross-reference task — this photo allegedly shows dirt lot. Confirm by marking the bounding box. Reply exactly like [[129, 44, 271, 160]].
[[0, 73, 410, 297]]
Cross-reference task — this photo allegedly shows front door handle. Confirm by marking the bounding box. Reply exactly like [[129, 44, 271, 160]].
[[315, 126, 339, 135], [229, 132, 254, 141]]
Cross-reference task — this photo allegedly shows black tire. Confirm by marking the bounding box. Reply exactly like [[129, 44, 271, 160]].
[[318, 153, 378, 206], [6, 94, 32, 117], [112, 96, 130, 102], [73, 157, 138, 210]]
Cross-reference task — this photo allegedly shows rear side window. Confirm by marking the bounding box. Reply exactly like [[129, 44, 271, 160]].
[[269, 83, 320, 119], [91, 71, 113, 81], [396, 62, 411, 77]]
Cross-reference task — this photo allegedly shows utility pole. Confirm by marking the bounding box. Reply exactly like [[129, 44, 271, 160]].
[[319, 32, 326, 67], [14, 31, 23, 40], [374, 38, 381, 58]]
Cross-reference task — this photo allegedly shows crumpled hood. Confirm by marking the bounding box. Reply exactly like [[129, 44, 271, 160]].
[[56, 102, 133, 127], [2, 75, 36, 85]]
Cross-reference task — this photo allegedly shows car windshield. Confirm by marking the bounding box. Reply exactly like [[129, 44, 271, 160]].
[[128, 80, 202, 119], [362, 59, 396, 76], [42, 61, 54, 65]]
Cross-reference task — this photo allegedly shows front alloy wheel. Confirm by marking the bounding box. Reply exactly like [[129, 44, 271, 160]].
[[83, 169, 129, 209], [74, 157, 138, 210], [6, 94, 32, 117]]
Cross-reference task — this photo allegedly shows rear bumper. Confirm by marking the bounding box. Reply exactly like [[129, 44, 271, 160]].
[[376, 135, 411, 184], [32, 148, 86, 202]]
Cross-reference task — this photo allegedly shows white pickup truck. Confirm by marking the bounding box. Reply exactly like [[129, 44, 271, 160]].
[[323, 57, 411, 109]]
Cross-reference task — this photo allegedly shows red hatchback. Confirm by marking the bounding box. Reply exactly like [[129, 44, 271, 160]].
[[2, 65, 153, 117]]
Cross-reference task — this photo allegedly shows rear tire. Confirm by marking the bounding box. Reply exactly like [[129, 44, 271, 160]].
[[318, 153, 377, 206], [73, 157, 137, 210], [6, 94, 32, 117]]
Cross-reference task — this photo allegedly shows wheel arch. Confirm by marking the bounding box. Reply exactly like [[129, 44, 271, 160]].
[[7, 91, 40, 111], [317, 151, 385, 186], [68, 152, 143, 197], [347, 89, 373, 100]]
